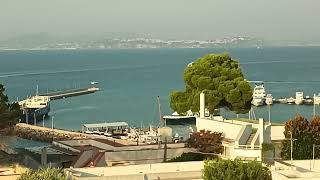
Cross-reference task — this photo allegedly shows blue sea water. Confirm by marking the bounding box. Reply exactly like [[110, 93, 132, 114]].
[[0, 47, 320, 132]]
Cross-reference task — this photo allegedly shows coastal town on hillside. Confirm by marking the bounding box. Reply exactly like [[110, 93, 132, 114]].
[[0, 36, 262, 50]]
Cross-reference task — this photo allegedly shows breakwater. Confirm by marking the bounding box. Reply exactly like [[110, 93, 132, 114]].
[[14, 123, 89, 142], [40, 86, 99, 100]]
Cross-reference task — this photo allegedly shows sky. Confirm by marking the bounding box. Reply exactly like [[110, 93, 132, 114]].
[[1, 0, 320, 42]]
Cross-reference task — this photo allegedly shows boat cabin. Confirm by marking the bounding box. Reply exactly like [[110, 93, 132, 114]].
[[81, 122, 129, 135]]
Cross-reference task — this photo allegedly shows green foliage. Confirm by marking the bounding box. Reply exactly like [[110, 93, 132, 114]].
[[187, 130, 224, 154], [168, 152, 217, 162], [202, 159, 272, 180], [281, 115, 320, 160], [170, 53, 252, 115], [0, 84, 22, 129], [18, 168, 67, 180], [262, 143, 274, 152]]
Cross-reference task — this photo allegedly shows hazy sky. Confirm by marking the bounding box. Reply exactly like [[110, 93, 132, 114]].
[[1, 0, 319, 42]]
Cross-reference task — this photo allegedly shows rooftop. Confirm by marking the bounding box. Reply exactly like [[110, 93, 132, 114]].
[[65, 161, 203, 179], [82, 122, 128, 128]]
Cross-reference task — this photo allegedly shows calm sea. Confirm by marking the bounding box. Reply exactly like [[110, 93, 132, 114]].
[[1, 47, 320, 132]]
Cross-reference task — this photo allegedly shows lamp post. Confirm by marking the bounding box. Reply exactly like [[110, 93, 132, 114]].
[[34, 112, 37, 126], [42, 115, 45, 128], [25, 110, 28, 124], [51, 116, 54, 129], [313, 144, 320, 169], [290, 131, 297, 169], [268, 105, 271, 124]]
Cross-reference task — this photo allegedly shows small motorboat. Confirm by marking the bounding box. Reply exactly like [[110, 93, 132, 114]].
[[287, 97, 295, 104], [90, 81, 99, 85]]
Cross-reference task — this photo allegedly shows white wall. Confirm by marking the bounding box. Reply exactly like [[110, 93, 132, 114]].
[[232, 148, 262, 160], [196, 117, 244, 140], [271, 125, 285, 141]]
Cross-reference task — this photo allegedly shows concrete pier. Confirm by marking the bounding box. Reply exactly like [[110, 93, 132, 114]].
[[40, 86, 99, 100]]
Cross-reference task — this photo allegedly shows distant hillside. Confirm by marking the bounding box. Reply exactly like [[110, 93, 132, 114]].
[[0, 33, 263, 50]]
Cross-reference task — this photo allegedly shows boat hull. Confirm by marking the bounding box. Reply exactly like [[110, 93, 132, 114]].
[[21, 105, 50, 124], [163, 116, 196, 125], [252, 98, 265, 106]]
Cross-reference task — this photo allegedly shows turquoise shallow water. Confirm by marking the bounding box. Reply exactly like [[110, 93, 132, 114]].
[[0, 47, 320, 132]]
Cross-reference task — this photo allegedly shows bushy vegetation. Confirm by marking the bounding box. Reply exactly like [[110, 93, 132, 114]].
[[281, 115, 320, 160], [18, 168, 67, 180], [0, 84, 22, 129], [202, 159, 271, 180], [170, 53, 252, 115], [168, 152, 217, 162], [187, 130, 223, 154]]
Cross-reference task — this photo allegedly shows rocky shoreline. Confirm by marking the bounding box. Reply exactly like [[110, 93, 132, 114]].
[[13, 123, 89, 143]]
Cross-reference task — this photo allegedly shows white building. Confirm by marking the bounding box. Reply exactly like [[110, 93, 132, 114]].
[[196, 92, 285, 161]]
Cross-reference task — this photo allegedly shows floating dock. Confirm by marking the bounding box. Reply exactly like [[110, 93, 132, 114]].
[[40, 86, 99, 100]]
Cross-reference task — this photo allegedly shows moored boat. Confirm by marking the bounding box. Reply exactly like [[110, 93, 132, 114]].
[[19, 95, 50, 123], [295, 92, 304, 105], [265, 94, 273, 105], [252, 82, 266, 106]]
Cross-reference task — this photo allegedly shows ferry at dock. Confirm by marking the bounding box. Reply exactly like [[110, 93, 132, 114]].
[[19, 95, 50, 123]]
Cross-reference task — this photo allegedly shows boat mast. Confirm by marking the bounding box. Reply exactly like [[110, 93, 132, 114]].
[[157, 96, 164, 127], [314, 93, 316, 117], [36, 85, 39, 100]]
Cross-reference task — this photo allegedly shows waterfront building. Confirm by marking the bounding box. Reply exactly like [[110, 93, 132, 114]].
[[196, 92, 285, 161]]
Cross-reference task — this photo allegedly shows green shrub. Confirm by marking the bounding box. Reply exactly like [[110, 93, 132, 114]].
[[202, 159, 271, 180], [18, 168, 67, 180]]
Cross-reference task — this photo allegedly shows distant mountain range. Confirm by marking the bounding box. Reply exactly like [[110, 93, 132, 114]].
[[0, 33, 263, 50]]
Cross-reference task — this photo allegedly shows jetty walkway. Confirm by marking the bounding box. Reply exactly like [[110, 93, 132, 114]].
[[40, 86, 99, 100]]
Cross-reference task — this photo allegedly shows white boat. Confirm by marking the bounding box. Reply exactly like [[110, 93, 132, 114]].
[[295, 92, 304, 105], [252, 82, 266, 106], [287, 97, 295, 104], [19, 95, 50, 123], [314, 94, 320, 105], [265, 94, 273, 105]]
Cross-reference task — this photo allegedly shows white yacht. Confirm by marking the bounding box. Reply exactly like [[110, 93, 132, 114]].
[[252, 83, 266, 106], [265, 94, 273, 105]]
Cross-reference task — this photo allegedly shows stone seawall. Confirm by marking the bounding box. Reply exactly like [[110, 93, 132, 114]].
[[14, 123, 89, 142]]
